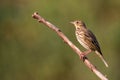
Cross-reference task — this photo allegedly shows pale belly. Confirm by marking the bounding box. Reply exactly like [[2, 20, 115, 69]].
[[76, 33, 90, 50]]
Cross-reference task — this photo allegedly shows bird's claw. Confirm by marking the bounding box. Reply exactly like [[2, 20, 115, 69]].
[[80, 53, 86, 60]]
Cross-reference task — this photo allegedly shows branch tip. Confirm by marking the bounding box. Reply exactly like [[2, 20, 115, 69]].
[[32, 12, 39, 19]]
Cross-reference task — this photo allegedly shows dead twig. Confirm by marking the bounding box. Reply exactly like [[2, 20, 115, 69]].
[[32, 12, 108, 80]]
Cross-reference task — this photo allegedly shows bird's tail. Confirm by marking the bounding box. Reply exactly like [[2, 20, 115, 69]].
[[95, 51, 108, 67]]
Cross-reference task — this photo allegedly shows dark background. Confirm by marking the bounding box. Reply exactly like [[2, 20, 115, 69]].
[[0, 0, 120, 80]]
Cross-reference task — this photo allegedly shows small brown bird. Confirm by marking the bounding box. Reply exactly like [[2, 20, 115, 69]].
[[71, 20, 108, 67]]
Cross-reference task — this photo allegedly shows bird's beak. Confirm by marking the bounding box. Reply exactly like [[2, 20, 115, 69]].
[[70, 21, 74, 24]]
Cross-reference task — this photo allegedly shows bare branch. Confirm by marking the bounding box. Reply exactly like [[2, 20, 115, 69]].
[[32, 12, 108, 80]]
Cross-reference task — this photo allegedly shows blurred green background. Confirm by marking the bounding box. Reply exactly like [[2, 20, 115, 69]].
[[0, 0, 120, 80]]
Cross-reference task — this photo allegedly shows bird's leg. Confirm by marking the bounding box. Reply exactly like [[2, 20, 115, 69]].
[[83, 49, 92, 55], [80, 49, 92, 59]]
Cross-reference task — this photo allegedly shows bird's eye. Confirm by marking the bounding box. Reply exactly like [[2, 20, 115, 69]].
[[76, 21, 79, 24]]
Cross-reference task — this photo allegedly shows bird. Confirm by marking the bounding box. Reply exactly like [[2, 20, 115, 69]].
[[70, 20, 108, 67]]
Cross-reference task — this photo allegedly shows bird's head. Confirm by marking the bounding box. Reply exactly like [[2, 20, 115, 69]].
[[70, 20, 86, 29]]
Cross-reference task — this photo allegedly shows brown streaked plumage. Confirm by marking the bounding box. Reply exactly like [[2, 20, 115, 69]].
[[71, 20, 108, 67]]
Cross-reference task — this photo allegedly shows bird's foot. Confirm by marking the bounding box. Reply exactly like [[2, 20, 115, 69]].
[[80, 53, 86, 60], [80, 50, 92, 61]]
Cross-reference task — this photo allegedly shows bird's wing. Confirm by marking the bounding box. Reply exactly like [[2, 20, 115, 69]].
[[84, 29, 103, 55]]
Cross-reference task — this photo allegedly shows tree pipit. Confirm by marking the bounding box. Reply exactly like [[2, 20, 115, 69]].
[[71, 20, 108, 67]]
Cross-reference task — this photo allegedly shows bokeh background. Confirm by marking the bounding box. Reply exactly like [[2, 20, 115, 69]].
[[0, 0, 120, 80]]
